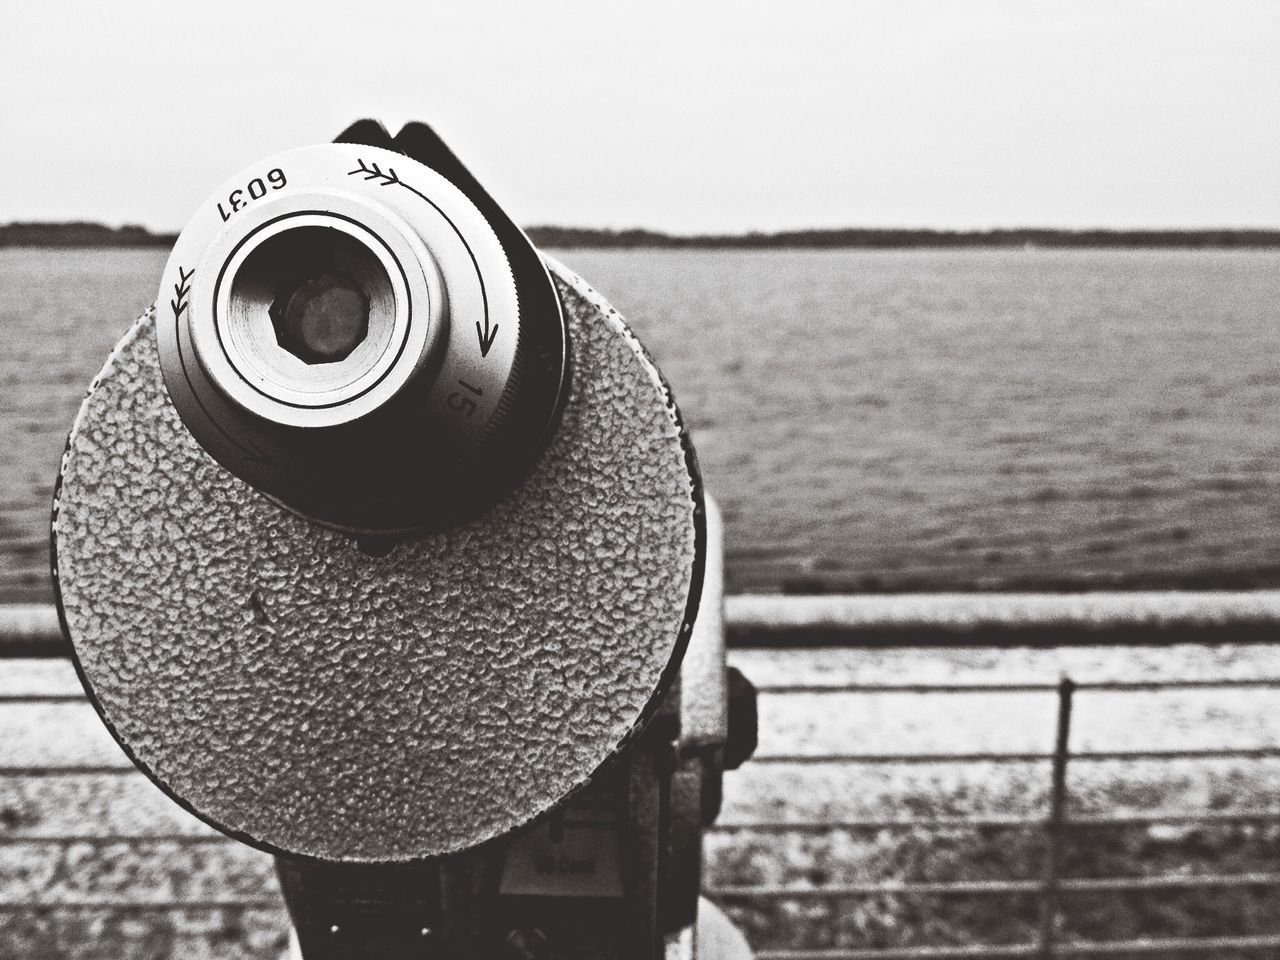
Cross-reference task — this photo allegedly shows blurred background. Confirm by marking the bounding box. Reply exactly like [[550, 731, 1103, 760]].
[[3, 2, 1280, 958]]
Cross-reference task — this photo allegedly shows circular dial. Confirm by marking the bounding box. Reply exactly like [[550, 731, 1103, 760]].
[[156, 143, 566, 533]]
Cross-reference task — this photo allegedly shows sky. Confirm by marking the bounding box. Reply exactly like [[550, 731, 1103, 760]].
[[2, 1, 1279, 233]]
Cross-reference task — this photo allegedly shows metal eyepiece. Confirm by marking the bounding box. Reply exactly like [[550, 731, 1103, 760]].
[[157, 139, 567, 533], [207, 208, 434, 427], [230, 225, 389, 377]]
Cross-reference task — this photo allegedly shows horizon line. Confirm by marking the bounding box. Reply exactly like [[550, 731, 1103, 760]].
[[5, 221, 1280, 250]]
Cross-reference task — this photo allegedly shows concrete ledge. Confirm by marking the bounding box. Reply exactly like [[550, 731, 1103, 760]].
[[728, 590, 1280, 629], [726, 591, 1280, 648], [0, 604, 63, 656], [8, 591, 1280, 656]]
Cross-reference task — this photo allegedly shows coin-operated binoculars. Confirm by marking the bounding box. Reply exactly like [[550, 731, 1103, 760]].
[[51, 120, 756, 960]]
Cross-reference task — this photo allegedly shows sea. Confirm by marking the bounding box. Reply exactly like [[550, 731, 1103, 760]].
[[4, 246, 1280, 603]]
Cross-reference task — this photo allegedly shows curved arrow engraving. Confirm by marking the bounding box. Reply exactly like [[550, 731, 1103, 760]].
[[348, 158, 400, 187], [347, 156, 497, 358], [170, 266, 272, 465]]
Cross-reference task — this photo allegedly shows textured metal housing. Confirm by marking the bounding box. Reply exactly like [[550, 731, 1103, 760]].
[[52, 261, 703, 862]]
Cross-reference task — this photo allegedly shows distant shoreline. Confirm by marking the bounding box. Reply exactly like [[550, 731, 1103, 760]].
[[5, 221, 1280, 249]]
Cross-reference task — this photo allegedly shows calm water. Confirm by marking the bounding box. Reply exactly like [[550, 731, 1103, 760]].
[[3, 247, 1280, 602]]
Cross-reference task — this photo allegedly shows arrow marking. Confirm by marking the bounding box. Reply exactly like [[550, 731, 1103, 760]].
[[347, 157, 496, 359], [476, 318, 499, 356], [170, 266, 272, 465], [348, 158, 400, 187]]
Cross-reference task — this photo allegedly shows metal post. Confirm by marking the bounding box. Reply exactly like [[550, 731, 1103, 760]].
[[1039, 675, 1075, 958]]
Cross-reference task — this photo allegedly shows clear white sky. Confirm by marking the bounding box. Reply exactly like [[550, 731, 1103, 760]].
[[2, 0, 1278, 233]]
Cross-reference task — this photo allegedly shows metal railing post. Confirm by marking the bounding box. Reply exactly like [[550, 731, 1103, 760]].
[[1039, 676, 1075, 958]]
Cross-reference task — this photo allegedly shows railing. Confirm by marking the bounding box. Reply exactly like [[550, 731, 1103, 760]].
[[3, 593, 1280, 958], [711, 670, 1280, 958]]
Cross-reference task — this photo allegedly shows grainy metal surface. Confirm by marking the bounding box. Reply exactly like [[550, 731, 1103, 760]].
[[51, 262, 701, 862]]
